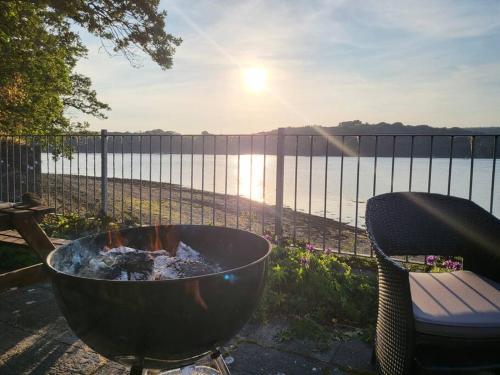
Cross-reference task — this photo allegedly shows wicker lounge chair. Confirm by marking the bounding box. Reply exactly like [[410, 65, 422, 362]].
[[366, 192, 500, 374]]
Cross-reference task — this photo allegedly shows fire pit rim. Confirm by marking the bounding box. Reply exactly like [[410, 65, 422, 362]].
[[45, 225, 272, 283]]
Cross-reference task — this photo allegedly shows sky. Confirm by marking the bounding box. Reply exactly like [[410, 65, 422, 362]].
[[75, 0, 500, 134]]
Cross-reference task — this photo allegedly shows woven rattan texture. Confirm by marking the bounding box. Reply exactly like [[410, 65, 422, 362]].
[[366, 192, 500, 374]]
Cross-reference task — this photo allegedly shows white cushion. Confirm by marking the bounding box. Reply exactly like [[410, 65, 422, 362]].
[[409, 271, 500, 338]]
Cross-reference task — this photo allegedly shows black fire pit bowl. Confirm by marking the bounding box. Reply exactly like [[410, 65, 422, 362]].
[[46, 225, 271, 370]]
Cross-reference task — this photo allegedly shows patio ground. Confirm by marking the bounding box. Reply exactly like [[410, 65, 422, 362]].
[[0, 282, 375, 375]]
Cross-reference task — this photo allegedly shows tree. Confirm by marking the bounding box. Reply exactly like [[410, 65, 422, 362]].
[[0, 1, 181, 134]]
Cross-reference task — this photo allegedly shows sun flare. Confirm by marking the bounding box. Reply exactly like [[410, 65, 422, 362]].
[[243, 67, 268, 93]]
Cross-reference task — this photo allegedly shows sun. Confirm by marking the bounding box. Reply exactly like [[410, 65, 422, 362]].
[[243, 67, 268, 93]]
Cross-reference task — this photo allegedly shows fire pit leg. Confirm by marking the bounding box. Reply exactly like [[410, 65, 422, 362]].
[[211, 351, 231, 375]]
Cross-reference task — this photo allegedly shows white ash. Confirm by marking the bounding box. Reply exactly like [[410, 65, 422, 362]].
[[72, 242, 221, 281]]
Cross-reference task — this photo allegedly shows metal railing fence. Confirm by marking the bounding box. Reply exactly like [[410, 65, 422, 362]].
[[0, 129, 498, 257]]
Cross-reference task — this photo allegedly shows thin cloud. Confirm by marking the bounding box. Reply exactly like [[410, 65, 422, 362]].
[[73, 0, 500, 132]]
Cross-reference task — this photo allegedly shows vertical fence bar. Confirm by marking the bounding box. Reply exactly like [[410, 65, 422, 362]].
[[18, 136, 22, 198], [100, 129, 108, 216], [25, 136, 29, 196], [427, 136, 434, 193], [14, 135, 17, 198], [15, 136, 19, 198], [45, 136, 49, 206], [77, 136, 81, 215], [249, 135, 253, 231], [275, 129, 285, 244], [0, 138, 3, 202], [224, 135, 228, 227], [0, 139, 3, 201], [390, 135, 395, 193], [6, 137, 10, 202], [32, 136, 36, 195], [85, 136, 89, 213], [169, 136, 173, 224], [213, 135, 216, 226], [15, 136, 18, 199], [338, 136, 345, 253], [322, 136, 329, 250], [490, 135, 498, 213], [12, 136, 17, 201], [159, 135, 163, 224], [121, 135, 124, 223], [5, 136, 10, 202], [190, 136, 194, 224], [179, 135, 183, 224], [354, 136, 361, 254], [93, 135, 97, 214], [69, 136, 73, 212], [61, 135, 65, 213], [11, 138, 16, 202], [11, 136, 15, 200], [27, 136, 32, 194], [112, 136, 116, 219], [373, 136, 378, 196], [130, 136, 133, 221], [261, 135, 267, 235], [10, 137, 14, 202], [53, 136, 57, 212], [371, 136, 378, 257], [6, 136, 10, 201], [409, 136, 415, 191], [149, 135, 153, 225], [201, 135, 205, 224], [447, 136, 454, 196], [293, 135, 299, 243], [236, 136, 241, 229], [469, 136, 476, 200], [9, 136, 12, 199], [307, 136, 313, 243], [139, 135, 143, 225]]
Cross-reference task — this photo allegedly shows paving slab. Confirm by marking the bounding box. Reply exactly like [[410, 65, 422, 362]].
[[236, 321, 373, 373], [229, 341, 338, 375]]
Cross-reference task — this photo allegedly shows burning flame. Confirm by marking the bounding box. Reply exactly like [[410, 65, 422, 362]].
[[185, 280, 208, 310], [164, 225, 180, 256], [148, 224, 180, 255], [105, 230, 124, 250], [150, 224, 163, 251]]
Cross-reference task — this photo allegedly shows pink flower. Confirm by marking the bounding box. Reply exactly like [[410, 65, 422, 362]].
[[442, 259, 453, 268], [443, 259, 462, 271], [426, 255, 437, 265], [324, 248, 333, 255], [305, 243, 315, 252]]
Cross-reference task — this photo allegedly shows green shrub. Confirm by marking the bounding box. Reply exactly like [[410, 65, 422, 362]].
[[255, 244, 377, 337]]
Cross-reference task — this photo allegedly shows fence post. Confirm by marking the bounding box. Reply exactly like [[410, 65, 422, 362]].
[[275, 128, 285, 245], [100, 129, 108, 216]]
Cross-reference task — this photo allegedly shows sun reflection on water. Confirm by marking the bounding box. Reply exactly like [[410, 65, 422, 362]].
[[238, 154, 265, 203]]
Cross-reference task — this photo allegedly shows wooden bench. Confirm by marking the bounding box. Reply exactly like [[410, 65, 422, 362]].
[[0, 205, 69, 292], [0, 230, 68, 248]]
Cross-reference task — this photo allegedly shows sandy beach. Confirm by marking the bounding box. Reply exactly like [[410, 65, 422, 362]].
[[40, 174, 371, 255]]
